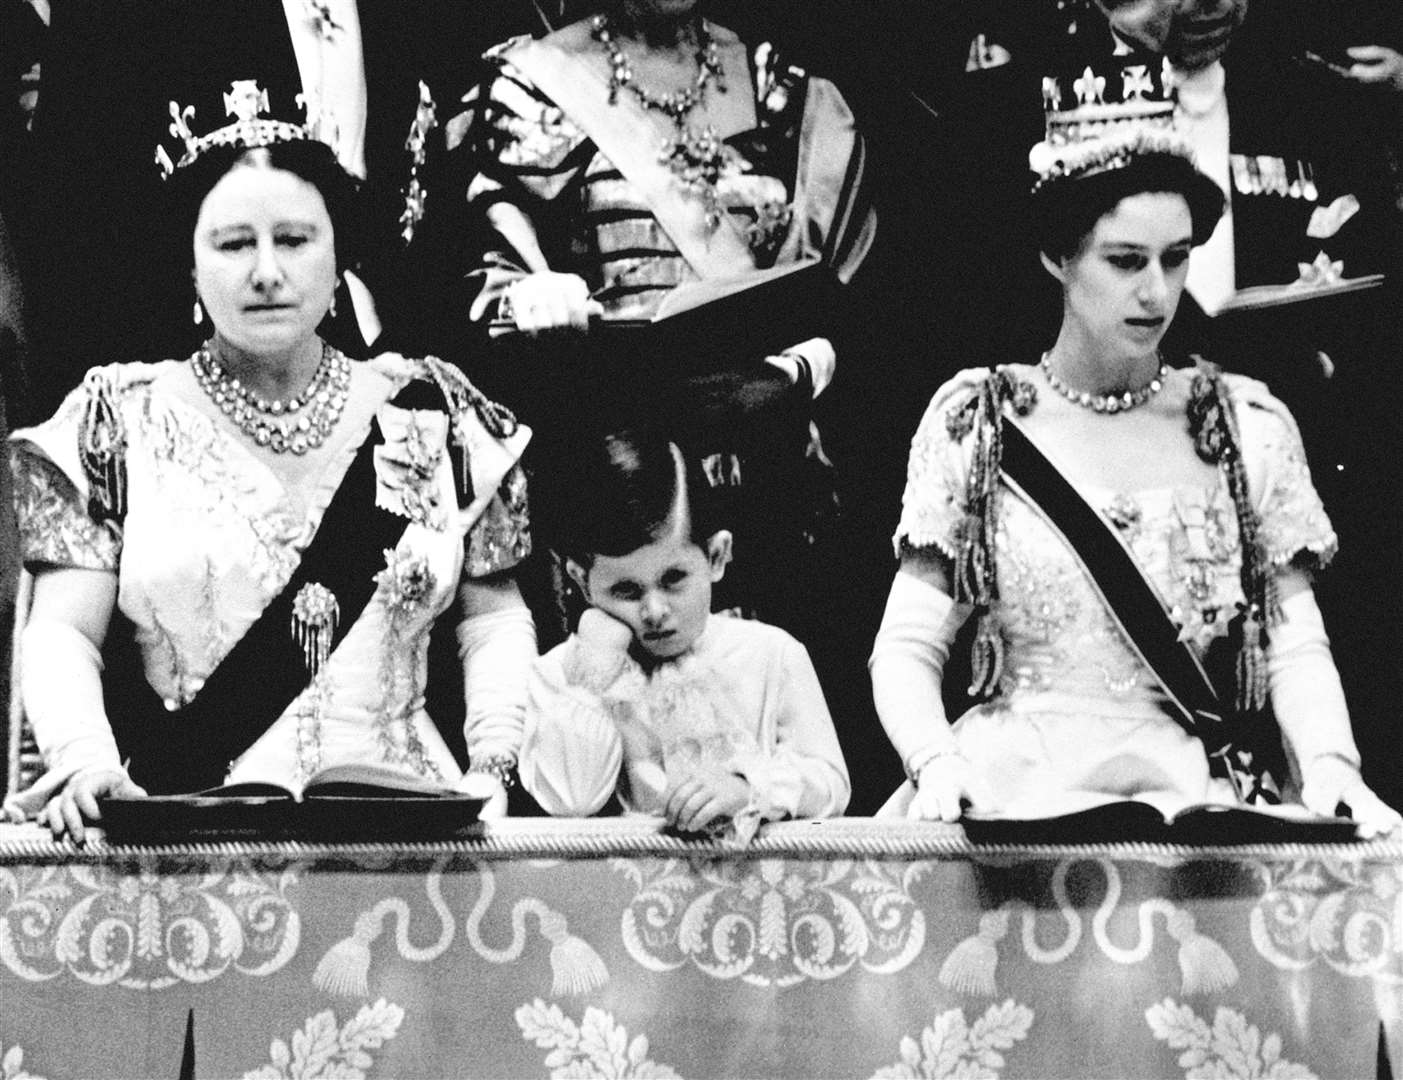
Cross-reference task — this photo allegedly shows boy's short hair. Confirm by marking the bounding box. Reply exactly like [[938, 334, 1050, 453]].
[[551, 427, 720, 568]]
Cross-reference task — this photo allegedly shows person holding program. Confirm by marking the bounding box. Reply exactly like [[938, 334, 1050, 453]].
[[869, 71, 1400, 837], [5, 82, 534, 840], [519, 427, 849, 842]]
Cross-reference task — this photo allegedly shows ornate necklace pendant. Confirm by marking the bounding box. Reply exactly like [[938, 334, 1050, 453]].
[[660, 124, 737, 230]]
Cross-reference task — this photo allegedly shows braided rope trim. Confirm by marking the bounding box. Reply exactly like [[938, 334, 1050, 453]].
[[1, 819, 1396, 865]]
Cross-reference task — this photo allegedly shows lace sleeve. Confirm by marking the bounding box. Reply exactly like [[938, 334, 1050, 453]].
[[10, 446, 121, 571], [1232, 380, 1337, 570], [892, 372, 984, 559], [465, 463, 532, 578]]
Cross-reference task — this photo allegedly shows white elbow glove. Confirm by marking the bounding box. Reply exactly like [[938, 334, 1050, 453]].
[[869, 572, 985, 820], [458, 606, 537, 772], [5, 618, 125, 819], [1266, 589, 1369, 810], [869, 572, 965, 776]]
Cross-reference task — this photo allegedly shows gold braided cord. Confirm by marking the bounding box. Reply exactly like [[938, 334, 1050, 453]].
[[1, 819, 1394, 864], [945, 367, 1037, 699], [77, 368, 128, 522], [1187, 359, 1278, 714]]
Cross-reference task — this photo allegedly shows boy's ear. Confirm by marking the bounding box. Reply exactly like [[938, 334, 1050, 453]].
[[565, 557, 591, 600], [1039, 250, 1066, 283], [705, 530, 733, 582]]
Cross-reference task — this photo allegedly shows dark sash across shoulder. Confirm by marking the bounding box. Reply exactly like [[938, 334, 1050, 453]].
[[105, 409, 413, 794], [999, 420, 1241, 763]]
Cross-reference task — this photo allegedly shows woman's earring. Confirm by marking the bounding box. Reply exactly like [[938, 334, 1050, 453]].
[[328, 291, 338, 318], [193, 297, 204, 326]]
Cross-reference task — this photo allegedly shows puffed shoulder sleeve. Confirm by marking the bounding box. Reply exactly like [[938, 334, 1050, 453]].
[[9, 366, 132, 571], [892, 370, 986, 559], [1228, 375, 1337, 569]]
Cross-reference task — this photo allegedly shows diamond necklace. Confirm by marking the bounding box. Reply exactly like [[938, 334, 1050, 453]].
[[1040, 352, 1169, 414], [592, 14, 724, 121], [192, 341, 351, 454], [592, 13, 736, 229]]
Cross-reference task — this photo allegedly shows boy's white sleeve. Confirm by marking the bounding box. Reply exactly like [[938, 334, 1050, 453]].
[[518, 640, 627, 816], [728, 635, 850, 820]]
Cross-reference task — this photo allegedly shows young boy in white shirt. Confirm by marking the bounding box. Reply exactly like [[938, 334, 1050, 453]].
[[519, 428, 850, 841]]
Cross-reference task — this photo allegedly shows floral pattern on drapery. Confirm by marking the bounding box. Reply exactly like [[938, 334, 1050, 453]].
[[241, 998, 404, 1080], [1144, 999, 1317, 1079], [516, 999, 681, 1079], [870, 999, 1034, 1080]]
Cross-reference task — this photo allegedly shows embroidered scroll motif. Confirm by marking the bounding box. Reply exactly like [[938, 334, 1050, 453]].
[[1250, 858, 1403, 980], [615, 857, 928, 986], [0, 862, 299, 987]]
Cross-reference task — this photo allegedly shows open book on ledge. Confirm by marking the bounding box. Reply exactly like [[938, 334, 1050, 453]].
[[960, 795, 1359, 846], [96, 762, 484, 842], [1213, 270, 1384, 314]]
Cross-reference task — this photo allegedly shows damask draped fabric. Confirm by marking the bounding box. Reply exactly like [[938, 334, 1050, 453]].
[[0, 822, 1396, 1078]]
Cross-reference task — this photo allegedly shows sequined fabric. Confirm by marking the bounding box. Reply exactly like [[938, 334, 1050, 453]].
[[10, 451, 120, 570]]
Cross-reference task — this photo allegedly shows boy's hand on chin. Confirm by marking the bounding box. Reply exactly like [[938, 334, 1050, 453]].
[[577, 608, 635, 653], [662, 767, 754, 834]]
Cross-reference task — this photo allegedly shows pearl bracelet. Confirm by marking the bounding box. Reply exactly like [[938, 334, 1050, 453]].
[[468, 754, 518, 790]]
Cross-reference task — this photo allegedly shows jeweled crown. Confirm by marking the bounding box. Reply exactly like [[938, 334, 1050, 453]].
[[154, 80, 314, 177], [1029, 59, 1193, 190]]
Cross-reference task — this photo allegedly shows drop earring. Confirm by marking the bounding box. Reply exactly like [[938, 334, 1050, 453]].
[[193, 297, 204, 326], [329, 281, 339, 318]]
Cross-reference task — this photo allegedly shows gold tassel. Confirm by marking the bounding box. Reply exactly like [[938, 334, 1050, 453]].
[[938, 911, 1008, 997], [78, 371, 128, 521], [313, 910, 381, 998], [537, 908, 609, 997], [969, 611, 1004, 699], [1166, 909, 1238, 995], [1236, 615, 1268, 714]]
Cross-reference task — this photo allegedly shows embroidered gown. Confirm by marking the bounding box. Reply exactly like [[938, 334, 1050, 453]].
[[890, 367, 1337, 816], [10, 353, 531, 795]]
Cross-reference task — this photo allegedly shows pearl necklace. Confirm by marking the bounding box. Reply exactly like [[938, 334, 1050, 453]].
[[1040, 352, 1169, 414], [192, 342, 351, 454], [591, 14, 724, 123]]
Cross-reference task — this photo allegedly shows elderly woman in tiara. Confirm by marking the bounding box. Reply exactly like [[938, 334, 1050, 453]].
[[447, 0, 875, 636], [5, 83, 536, 840], [869, 65, 1401, 835]]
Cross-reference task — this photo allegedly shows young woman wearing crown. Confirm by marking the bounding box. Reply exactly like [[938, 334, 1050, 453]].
[[4, 84, 537, 840], [869, 91, 1401, 836]]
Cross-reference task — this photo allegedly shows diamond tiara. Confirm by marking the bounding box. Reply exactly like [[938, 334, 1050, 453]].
[[155, 79, 314, 178]]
